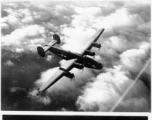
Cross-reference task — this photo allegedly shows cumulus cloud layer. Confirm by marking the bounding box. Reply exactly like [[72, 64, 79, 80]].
[[1, 1, 150, 111]]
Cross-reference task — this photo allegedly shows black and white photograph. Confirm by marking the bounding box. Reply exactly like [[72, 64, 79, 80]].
[[1, 0, 151, 112]]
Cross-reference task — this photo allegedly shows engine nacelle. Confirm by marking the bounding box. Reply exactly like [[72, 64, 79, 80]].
[[59, 67, 74, 79], [73, 62, 84, 69], [64, 72, 74, 79], [84, 50, 95, 56], [92, 42, 101, 48]]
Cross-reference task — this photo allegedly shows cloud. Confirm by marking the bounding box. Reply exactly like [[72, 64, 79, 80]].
[[76, 65, 150, 112], [1, 1, 150, 111], [120, 48, 149, 73], [4, 60, 14, 66], [29, 89, 51, 105], [2, 24, 45, 45], [61, 27, 96, 52]]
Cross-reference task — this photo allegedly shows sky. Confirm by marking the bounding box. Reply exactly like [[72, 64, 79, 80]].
[[1, 0, 151, 111]]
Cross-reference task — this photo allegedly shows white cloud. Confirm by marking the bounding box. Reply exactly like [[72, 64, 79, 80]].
[[76, 65, 150, 111], [74, 6, 101, 17], [2, 24, 45, 51], [29, 89, 51, 105], [46, 55, 53, 62], [5, 60, 14, 66], [16, 48, 24, 53], [61, 27, 96, 52], [120, 49, 148, 73], [1, 23, 10, 31]]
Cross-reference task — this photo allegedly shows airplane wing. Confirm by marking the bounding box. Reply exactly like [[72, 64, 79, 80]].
[[39, 28, 104, 92], [39, 59, 77, 92], [77, 28, 105, 54]]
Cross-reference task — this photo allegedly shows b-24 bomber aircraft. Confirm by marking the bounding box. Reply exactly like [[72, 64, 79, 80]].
[[37, 28, 105, 92]]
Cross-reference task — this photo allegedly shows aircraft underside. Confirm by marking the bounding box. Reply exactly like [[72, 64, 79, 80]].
[[49, 46, 103, 70]]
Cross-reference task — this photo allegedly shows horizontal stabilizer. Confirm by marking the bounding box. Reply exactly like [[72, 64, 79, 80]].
[[37, 34, 61, 57]]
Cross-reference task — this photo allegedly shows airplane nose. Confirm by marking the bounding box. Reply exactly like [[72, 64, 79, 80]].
[[98, 63, 103, 69]]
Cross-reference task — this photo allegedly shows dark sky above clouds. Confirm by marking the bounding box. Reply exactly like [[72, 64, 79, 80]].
[[1, 0, 151, 111]]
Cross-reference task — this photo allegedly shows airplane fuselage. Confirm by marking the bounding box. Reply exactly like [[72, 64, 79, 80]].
[[49, 46, 103, 70]]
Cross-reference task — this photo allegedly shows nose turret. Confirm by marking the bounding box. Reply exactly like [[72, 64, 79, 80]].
[[96, 62, 103, 70]]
